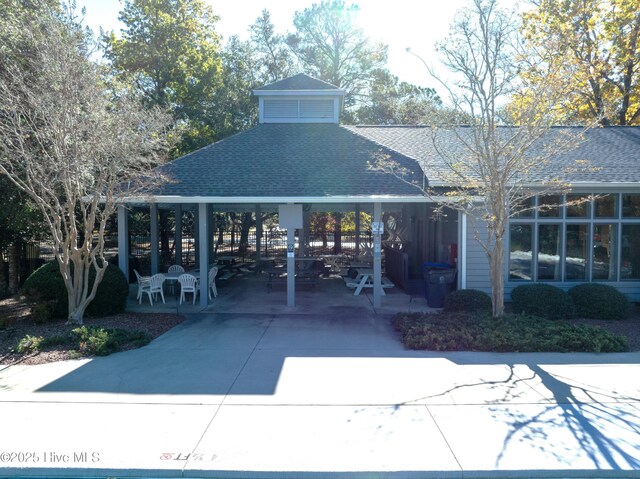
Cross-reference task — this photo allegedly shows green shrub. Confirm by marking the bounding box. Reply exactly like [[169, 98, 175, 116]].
[[71, 326, 151, 356], [391, 311, 628, 353], [444, 289, 492, 313], [569, 283, 630, 320], [22, 260, 129, 319], [16, 335, 45, 353], [511, 284, 575, 320]]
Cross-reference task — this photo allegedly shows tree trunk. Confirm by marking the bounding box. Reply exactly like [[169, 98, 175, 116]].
[[489, 237, 505, 318], [7, 242, 20, 294], [333, 213, 342, 254], [0, 257, 7, 295], [238, 212, 253, 255]]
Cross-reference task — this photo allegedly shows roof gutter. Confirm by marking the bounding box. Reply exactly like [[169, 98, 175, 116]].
[[119, 195, 454, 205]]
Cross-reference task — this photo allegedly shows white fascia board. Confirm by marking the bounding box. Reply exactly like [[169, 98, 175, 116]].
[[428, 180, 640, 189], [253, 89, 345, 97], [121, 195, 454, 205]]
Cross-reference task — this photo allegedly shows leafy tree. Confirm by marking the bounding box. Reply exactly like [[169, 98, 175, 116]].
[[104, 0, 222, 155], [522, 0, 640, 125], [250, 9, 297, 85], [215, 35, 260, 137], [286, 0, 388, 109], [0, 5, 173, 323], [355, 69, 441, 124], [376, 0, 583, 317]]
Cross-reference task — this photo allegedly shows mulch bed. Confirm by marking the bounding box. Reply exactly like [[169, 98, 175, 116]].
[[0, 296, 185, 365], [1, 295, 638, 365]]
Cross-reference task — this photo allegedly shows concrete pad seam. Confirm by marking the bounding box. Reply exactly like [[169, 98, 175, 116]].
[[182, 315, 276, 475], [425, 404, 464, 474]]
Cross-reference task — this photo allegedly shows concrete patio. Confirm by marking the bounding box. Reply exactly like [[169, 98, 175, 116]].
[[0, 274, 639, 478]]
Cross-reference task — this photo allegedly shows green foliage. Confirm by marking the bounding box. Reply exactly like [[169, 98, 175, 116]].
[[393, 312, 628, 353], [104, 0, 223, 155], [511, 284, 576, 320], [13, 327, 151, 357], [22, 261, 129, 319], [354, 69, 441, 125], [444, 289, 492, 313], [286, 0, 388, 110], [71, 326, 151, 356], [569, 283, 630, 320], [15, 334, 44, 353]]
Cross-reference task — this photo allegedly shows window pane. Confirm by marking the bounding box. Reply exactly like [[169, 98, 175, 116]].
[[538, 195, 561, 217], [621, 224, 640, 280], [595, 194, 617, 218], [622, 194, 640, 218], [538, 224, 561, 280], [593, 224, 617, 280], [509, 224, 532, 280], [566, 194, 590, 218], [565, 224, 588, 280]]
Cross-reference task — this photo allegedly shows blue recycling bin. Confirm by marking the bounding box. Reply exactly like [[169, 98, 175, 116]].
[[423, 262, 456, 308]]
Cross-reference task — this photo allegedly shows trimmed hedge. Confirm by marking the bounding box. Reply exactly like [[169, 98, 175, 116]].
[[444, 289, 492, 313], [569, 283, 629, 320], [22, 260, 129, 319], [511, 283, 575, 320]]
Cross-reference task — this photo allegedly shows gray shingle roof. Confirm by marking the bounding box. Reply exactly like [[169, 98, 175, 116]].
[[346, 125, 640, 184], [152, 124, 424, 198], [255, 73, 341, 91]]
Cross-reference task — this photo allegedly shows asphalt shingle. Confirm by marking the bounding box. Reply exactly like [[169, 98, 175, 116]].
[[346, 125, 640, 184], [152, 124, 424, 198]]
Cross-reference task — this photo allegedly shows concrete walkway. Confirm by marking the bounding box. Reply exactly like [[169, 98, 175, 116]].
[[1, 301, 639, 477]]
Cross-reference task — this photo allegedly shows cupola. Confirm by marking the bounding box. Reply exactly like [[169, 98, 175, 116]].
[[253, 73, 345, 124]]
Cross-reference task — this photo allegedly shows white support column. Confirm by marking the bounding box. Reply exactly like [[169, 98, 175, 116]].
[[373, 202, 382, 309], [355, 203, 361, 257], [460, 211, 467, 289], [199, 203, 209, 307], [150, 203, 159, 275], [255, 204, 262, 260], [193, 207, 200, 267], [175, 205, 182, 266], [117, 205, 129, 281], [287, 228, 295, 308]]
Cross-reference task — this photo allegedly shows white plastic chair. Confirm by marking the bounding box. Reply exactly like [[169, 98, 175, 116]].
[[167, 264, 184, 293], [178, 273, 199, 305], [208, 266, 218, 300], [134, 269, 151, 301], [139, 273, 166, 305]]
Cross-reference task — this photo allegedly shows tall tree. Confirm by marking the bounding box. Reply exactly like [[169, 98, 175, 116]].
[[286, 0, 388, 109], [376, 0, 583, 317], [522, 0, 640, 125], [250, 9, 297, 85], [355, 69, 441, 124], [104, 0, 222, 155], [0, 5, 173, 323], [215, 35, 260, 138]]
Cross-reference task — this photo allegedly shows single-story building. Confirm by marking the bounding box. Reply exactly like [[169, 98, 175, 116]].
[[117, 73, 640, 307]]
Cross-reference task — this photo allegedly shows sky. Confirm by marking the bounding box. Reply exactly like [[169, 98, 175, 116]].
[[77, 0, 472, 91]]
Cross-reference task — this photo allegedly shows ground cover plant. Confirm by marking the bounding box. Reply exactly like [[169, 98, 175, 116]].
[[0, 295, 185, 365], [392, 311, 629, 353]]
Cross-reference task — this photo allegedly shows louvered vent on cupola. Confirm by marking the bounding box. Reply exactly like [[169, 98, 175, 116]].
[[253, 73, 345, 124]]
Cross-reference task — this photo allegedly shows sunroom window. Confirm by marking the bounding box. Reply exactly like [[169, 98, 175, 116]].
[[508, 193, 640, 283]]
